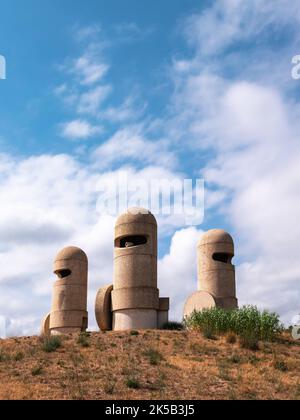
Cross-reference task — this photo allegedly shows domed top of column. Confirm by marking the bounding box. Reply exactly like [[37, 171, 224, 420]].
[[54, 246, 88, 262], [198, 229, 234, 247], [116, 207, 157, 226]]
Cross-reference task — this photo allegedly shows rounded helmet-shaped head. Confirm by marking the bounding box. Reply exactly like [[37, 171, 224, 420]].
[[115, 208, 157, 253], [198, 229, 234, 265], [199, 229, 234, 247], [54, 246, 88, 281], [116, 207, 157, 227], [55, 246, 88, 263]]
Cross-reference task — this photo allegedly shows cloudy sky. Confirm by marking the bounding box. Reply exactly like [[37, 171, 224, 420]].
[[0, 0, 299, 336]]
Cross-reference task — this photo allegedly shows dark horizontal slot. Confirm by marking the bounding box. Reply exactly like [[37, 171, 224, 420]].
[[212, 253, 233, 264], [55, 269, 72, 279], [117, 235, 148, 248]]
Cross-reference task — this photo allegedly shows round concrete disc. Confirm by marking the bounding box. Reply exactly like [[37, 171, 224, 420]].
[[183, 291, 216, 319], [41, 313, 51, 336], [95, 285, 113, 331]]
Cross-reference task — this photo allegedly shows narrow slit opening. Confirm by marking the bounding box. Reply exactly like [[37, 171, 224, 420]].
[[55, 269, 72, 279], [116, 235, 148, 248], [212, 253, 233, 264]]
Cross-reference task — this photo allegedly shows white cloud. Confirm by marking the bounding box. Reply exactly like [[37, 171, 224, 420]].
[[75, 24, 102, 42], [54, 84, 67, 96], [184, 0, 300, 56], [61, 119, 103, 140], [0, 153, 115, 335], [159, 227, 202, 321], [92, 126, 177, 169], [100, 95, 147, 123], [77, 85, 112, 115], [0, 151, 196, 336], [0, 153, 108, 335], [73, 54, 109, 86], [56, 25, 145, 137], [169, 1, 300, 323]]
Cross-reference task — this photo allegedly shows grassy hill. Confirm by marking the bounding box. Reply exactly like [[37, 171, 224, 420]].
[[0, 330, 299, 400]]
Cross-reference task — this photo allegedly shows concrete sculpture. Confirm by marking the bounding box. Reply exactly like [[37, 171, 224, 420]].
[[184, 229, 238, 318], [41, 246, 88, 336], [95, 207, 170, 331]]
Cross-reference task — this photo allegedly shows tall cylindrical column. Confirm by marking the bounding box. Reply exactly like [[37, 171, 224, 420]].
[[112, 207, 159, 330], [49, 246, 88, 335], [198, 229, 238, 309], [184, 229, 238, 318]]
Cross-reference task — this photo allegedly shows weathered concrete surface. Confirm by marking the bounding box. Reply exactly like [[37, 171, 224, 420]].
[[183, 291, 216, 319], [41, 313, 51, 336], [93, 207, 169, 331], [198, 230, 238, 309], [184, 229, 238, 318], [43, 246, 89, 336], [158, 298, 170, 328], [112, 208, 159, 330], [113, 309, 158, 331], [95, 284, 113, 332], [94, 208, 170, 332]]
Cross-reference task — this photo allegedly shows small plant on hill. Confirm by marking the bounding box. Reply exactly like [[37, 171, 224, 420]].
[[203, 327, 218, 341], [104, 376, 117, 395], [274, 359, 289, 372], [0, 350, 10, 362], [239, 335, 259, 351], [31, 366, 43, 376], [229, 354, 241, 364], [77, 332, 90, 348], [126, 376, 141, 389], [226, 332, 237, 344], [41, 336, 62, 353], [14, 352, 24, 362], [162, 321, 184, 331], [143, 348, 163, 366]]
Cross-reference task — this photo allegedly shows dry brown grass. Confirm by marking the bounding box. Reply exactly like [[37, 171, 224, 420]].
[[0, 331, 299, 400]]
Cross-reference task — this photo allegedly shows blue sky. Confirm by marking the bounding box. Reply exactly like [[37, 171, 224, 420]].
[[0, 0, 201, 154], [0, 0, 300, 336]]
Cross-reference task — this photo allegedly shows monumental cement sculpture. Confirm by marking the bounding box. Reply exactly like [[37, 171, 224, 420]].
[[184, 229, 238, 318], [41, 246, 88, 336], [41, 212, 238, 335], [95, 207, 170, 331]]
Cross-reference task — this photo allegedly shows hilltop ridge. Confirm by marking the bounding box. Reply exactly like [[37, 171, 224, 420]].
[[0, 330, 299, 400]]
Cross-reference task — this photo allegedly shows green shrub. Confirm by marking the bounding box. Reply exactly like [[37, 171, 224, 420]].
[[239, 335, 260, 351], [229, 354, 241, 364], [143, 348, 163, 366], [274, 360, 289, 372], [14, 352, 25, 362], [162, 322, 184, 331], [184, 306, 283, 347], [77, 332, 90, 348], [226, 332, 237, 344], [0, 350, 10, 362], [130, 331, 139, 336], [41, 336, 62, 353], [126, 377, 141, 389], [203, 327, 218, 340], [31, 366, 43, 376], [104, 377, 117, 395]]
